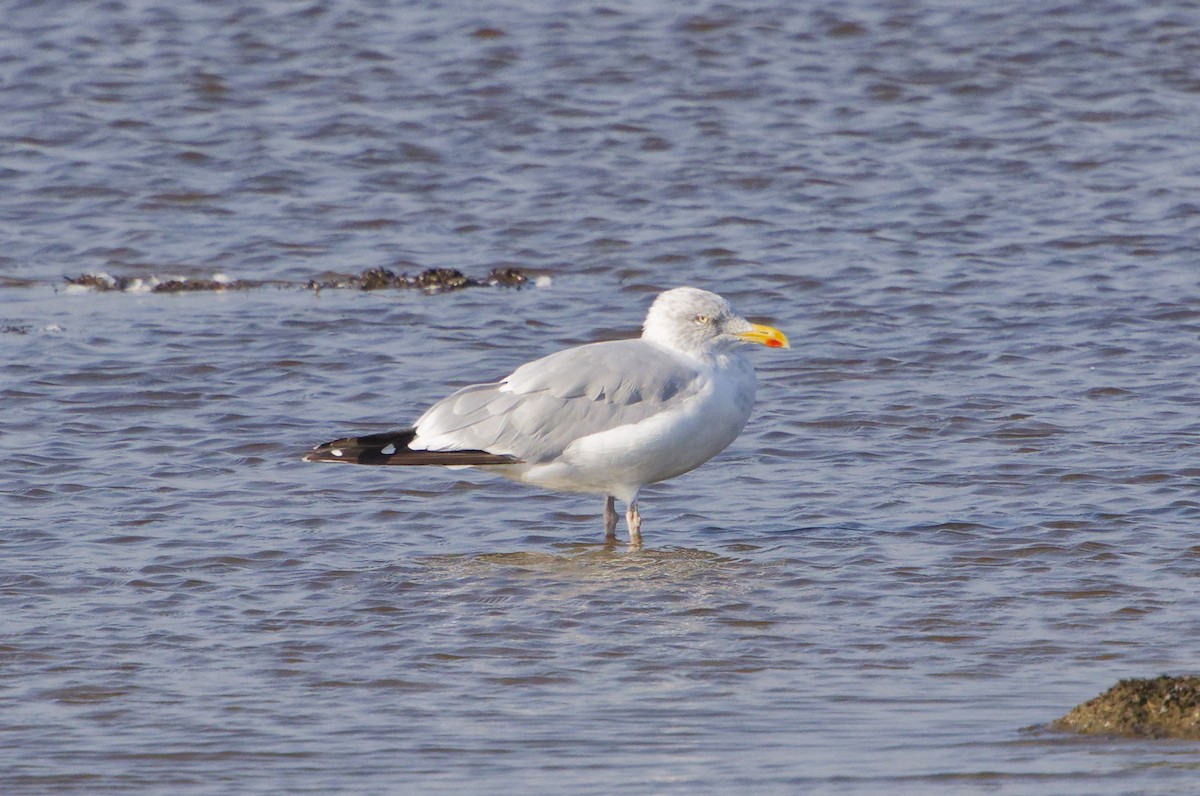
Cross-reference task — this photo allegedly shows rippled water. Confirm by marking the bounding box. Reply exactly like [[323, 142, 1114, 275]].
[[4, 0, 1200, 792]]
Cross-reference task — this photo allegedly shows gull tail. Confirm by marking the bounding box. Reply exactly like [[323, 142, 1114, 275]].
[[303, 428, 520, 466]]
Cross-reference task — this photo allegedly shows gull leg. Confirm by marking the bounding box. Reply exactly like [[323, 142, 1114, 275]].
[[625, 499, 643, 548], [603, 495, 618, 542]]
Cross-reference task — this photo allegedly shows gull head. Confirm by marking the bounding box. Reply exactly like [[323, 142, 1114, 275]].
[[641, 287, 789, 355]]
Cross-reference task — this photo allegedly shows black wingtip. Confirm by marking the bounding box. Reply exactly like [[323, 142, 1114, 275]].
[[303, 427, 520, 466], [304, 429, 417, 464]]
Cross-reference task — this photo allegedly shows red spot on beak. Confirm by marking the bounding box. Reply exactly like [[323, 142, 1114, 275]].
[[765, 338, 783, 348]]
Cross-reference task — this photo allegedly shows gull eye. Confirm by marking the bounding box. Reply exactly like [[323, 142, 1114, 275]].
[[694, 314, 710, 324]]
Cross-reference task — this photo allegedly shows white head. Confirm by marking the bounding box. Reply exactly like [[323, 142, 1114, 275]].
[[641, 287, 789, 355]]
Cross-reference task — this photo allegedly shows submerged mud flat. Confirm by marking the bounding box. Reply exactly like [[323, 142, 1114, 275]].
[[1054, 676, 1200, 740]]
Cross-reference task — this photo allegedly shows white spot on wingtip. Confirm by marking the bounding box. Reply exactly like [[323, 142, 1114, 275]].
[[535, 275, 552, 288], [380, 443, 396, 455], [330, 448, 343, 457]]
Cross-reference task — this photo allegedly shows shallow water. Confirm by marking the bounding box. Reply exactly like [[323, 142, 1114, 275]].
[[4, 0, 1200, 792]]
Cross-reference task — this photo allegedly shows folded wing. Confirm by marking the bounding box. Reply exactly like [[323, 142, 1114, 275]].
[[411, 339, 703, 463]]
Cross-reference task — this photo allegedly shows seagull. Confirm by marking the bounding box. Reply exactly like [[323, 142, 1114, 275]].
[[305, 287, 789, 546]]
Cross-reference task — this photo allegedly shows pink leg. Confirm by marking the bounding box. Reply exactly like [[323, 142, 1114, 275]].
[[625, 499, 642, 548]]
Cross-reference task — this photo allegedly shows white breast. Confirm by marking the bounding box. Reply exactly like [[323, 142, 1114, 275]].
[[517, 352, 757, 501]]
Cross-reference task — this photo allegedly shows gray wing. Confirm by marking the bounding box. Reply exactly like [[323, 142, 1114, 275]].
[[412, 339, 703, 463]]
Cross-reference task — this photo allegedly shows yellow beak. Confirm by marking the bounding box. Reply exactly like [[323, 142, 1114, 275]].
[[736, 323, 790, 349]]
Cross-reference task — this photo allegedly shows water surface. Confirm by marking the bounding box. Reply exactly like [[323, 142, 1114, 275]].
[[4, 0, 1200, 792]]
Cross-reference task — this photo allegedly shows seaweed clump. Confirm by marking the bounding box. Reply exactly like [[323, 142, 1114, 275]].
[[152, 278, 257, 293], [63, 266, 530, 294], [307, 266, 527, 293], [485, 267, 528, 287], [1053, 675, 1200, 739], [63, 274, 257, 293], [64, 273, 123, 291]]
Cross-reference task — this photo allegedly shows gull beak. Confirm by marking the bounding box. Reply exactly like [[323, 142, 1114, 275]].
[[736, 322, 790, 349]]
